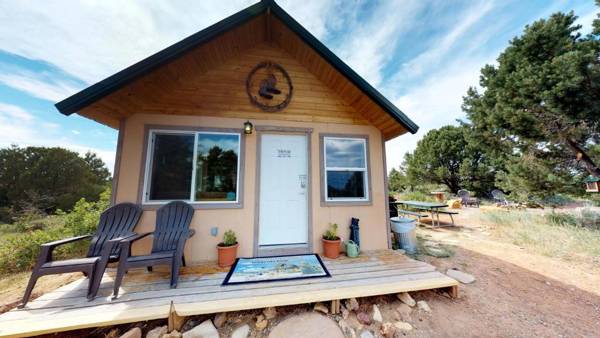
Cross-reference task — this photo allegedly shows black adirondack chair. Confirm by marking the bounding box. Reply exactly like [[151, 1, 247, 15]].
[[112, 201, 195, 298], [20, 203, 142, 308]]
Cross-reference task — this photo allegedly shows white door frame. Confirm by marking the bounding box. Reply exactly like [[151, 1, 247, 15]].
[[253, 126, 313, 257]]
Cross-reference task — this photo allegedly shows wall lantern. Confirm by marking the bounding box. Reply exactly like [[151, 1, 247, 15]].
[[244, 120, 253, 135]]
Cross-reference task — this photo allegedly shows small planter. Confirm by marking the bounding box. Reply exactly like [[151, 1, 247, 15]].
[[217, 243, 238, 267], [321, 238, 341, 259]]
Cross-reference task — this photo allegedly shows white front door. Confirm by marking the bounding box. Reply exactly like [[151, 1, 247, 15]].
[[259, 133, 308, 246]]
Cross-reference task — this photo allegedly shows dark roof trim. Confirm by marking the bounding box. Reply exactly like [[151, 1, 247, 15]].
[[56, 0, 419, 134]]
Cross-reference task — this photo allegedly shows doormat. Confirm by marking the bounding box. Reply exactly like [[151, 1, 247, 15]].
[[222, 254, 331, 285]]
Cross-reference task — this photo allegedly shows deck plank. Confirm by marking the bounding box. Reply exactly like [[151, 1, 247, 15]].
[[0, 251, 458, 337]]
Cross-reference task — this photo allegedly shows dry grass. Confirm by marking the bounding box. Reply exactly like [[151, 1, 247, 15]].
[[481, 209, 600, 265]]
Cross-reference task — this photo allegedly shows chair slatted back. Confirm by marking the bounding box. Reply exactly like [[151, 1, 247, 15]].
[[457, 189, 470, 202], [87, 203, 143, 258], [152, 201, 194, 253]]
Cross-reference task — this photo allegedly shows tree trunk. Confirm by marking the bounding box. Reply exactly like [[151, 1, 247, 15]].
[[565, 138, 600, 177]]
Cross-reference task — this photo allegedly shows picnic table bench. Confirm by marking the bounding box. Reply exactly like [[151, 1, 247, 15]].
[[392, 201, 458, 227], [395, 209, 429, 223]]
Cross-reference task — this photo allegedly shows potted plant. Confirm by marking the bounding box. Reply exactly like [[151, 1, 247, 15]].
[[322, 223, 341, 259], [217, 230, 238, 267]]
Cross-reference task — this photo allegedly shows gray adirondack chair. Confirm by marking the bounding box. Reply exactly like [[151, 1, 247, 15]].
[[19, 203, 142, 308], [457, 189, 480, 207], [112, 201, 195, 298]]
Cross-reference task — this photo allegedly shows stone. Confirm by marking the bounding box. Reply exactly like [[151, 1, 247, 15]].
[[446, 269, 475, 284], [417, 300, 431, 313], [163, 330, 182, 338], [356, 312, 372, 325], [359, 330, 375, 338], [120, 327, 142, 338], [182, 320, 218, 338], [213, 312, 228, 328], [371, 304, 383, 323], [393, 321, 413, 331], [255, 315, 268, 331], [339, 319, 357, 338], [396, 293, 415, 307], [345, 298, 359, 312], [380, 322, 396, 338], [263, 306, 278, 320], [146, 326, 167, 338], [314, 302, 329, 314], [395, 303, 412, 321], [231, 324, 250, 338], [341, 306, 350, 320], [268, 312, 344, 338]]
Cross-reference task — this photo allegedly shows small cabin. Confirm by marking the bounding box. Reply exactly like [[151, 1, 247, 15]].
[[585, 176, 600, 193], [55, 0, 418, 263]]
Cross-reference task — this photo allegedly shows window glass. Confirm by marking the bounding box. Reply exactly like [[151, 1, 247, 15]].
[[195, 133, 240, 202], [326, 171, 366, 199], [324, 137, 368, 201], [148, 133, 194, 200], [325, 138, 366, 168]]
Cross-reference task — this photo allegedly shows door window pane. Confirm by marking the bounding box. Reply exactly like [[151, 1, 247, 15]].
[[195, 133, 240, 202], [149, 134, 194, 200]]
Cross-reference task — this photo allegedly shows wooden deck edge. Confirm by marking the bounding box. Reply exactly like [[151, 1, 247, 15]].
[[0, 305, 171, 338], [174, 275, 459, 316]]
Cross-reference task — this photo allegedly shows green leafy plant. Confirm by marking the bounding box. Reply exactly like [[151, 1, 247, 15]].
[[323, 223, 339, 241], [220, 230, 237, 247]]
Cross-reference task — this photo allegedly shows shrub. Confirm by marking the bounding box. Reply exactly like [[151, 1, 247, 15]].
[[396, 191, 435, 202], [0, 187, 111, 275]]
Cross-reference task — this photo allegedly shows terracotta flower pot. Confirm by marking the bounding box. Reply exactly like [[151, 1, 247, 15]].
[[322, 238, 341, 259], [217, 243, 239, 267]]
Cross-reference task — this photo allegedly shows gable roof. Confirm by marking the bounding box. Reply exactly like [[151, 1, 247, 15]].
[[55, 0, 418, 135]]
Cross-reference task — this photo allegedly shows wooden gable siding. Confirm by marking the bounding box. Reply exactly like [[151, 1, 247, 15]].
[[79, 13, 406, 139]]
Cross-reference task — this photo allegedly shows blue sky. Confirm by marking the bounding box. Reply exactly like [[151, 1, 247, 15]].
[[0, 0, 597, 173]]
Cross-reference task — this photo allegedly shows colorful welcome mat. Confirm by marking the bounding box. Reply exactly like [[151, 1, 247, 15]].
[[222, 254, 331, 285]]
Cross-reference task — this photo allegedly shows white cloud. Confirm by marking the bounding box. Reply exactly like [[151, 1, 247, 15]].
[[0, 0, 256, 87], [0, 71, 82, 102], [0, 102, 116, 173]]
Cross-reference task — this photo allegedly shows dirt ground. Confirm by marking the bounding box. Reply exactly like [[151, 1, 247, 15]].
[[2, 208, 600, 337]]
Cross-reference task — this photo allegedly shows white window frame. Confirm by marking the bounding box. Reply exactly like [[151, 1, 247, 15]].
[[142, 129, 242, 205], [323, 136, 369, 202]]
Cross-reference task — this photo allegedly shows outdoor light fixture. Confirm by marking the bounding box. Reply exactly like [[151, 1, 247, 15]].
[[244, 120, 253, 134]]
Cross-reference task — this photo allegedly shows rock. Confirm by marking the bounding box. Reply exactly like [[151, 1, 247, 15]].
[[314, 302, 329, 314], [393, 321, 413, 331], [446, 268, 475, 284], [345, 298, 359, 312], [163, 330, 182, 338], [120, 327, 142, 338], [263, 306, 278, 320], [231, 324, 250, 338], [371, 304, 383, 323], [269, 313, 344, 338], [339, 319, 356, 338], [255, 315, 268, 331], [417, 300, 431, 313], [359, 330, 375, 338], [395, 303, 412, 321], [182, 320, 218, 338], [380, 322, 396, 337], [341, 306, 350, 320], [356, 312, 372, 325], [213, 312, 227, 328], [146, 325, 167, 338], [396, 293, 415, 307]]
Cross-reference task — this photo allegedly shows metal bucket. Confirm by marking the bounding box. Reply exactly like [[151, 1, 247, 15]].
[[390, 217, 417, 254]]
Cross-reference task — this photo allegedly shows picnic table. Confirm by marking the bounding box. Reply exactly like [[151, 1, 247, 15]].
[[392, 200, 455, 226]]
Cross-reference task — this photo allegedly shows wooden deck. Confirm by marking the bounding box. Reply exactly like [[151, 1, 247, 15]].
[[0, 250, 458, 337]]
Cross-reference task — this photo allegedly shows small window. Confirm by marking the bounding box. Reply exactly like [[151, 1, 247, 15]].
[[323, 136, 369, 202], [144, 129, 241, 205]]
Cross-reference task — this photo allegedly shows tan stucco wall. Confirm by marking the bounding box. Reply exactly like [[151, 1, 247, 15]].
[[115, 113, 388, 263]]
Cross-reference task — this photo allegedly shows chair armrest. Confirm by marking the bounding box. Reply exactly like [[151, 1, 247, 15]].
[[42, 235, 92, 248], [119, 232, 153, 244], [188, 229, 196, 238]]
